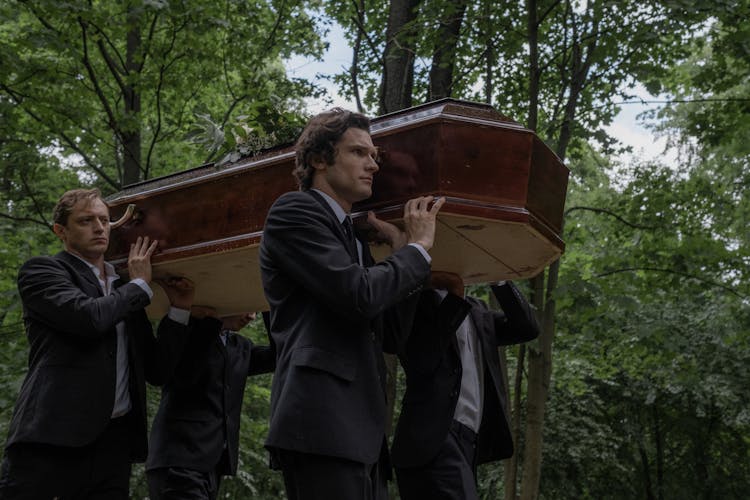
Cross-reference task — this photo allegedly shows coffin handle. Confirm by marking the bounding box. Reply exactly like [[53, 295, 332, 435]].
[[110, 204, 136, 229]]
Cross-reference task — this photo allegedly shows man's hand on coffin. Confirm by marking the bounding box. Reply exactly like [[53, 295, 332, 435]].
[[367, 210, 407, 250], [430, 271, 464, 298], [157, 276, 195, 310], [366, 195, 445, 251], [221, 312, 256, 332], [128, 235, 158, 283], [190, 305, 217, 319], [402, 195, 445, 251]]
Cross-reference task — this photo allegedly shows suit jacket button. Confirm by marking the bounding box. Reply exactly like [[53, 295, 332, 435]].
[[108, 351, 115, 358]]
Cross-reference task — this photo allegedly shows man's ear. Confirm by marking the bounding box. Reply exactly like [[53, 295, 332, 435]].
[[311, 155, 327, 172], [52, 223, 66, 242]]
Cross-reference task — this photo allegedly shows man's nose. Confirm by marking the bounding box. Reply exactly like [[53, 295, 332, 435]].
[[93, 219, 106, 232], [367, 156, 379, 172]]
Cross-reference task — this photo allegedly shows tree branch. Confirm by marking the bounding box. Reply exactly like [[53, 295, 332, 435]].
[[19, 1, 62, 36], [87, 18, 128, 75], [94, 37, 127, 94], [0, 83, 120, 189], [614, 98, 750, 105], [565, 205, 660, 230], [145, 60, 168, 179], [77, 17, 122, 142], [144, 22, 183, 180], [0, 212, 50, 230], [348, 0, 385, 66], [223, 94, 250, 130], [19, 173, 51, 227], [349, 0, 366, 113], [262, 0, 287, 53], [137, 11, 161, 73], [596, 267, 745, 298], [537, 0, 563, 26]]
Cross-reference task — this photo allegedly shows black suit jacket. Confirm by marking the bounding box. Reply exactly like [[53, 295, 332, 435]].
[[146, 316, 275, 475], [391, 282, 540, 468], [6, 251, 187, 462], [259, 190, 428, 465]]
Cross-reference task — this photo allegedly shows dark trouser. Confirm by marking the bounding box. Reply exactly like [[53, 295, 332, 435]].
[[273, 448, 389, 500], [396, 420, 478, 500], [147, 466, 223, 500], [0, 415, 134, 500]]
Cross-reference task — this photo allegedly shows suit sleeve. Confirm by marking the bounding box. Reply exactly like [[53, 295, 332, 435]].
[[141, 314, 191, 386], [17, 256, 150, 340], [438, 292, 473, 334], [248, 312, 276, 376], [381, 293, 420, 354], [396, 289, 471, 365], [261, 193, 429, 321], [248, 345, 276, 376], [489, 282, 540, 345]]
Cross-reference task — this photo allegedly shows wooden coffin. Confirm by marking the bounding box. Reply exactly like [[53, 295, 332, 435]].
[[106, 99, 569, 317]]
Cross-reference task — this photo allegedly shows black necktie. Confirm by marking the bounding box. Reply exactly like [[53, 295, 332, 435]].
[[342, 216, 358, 260]]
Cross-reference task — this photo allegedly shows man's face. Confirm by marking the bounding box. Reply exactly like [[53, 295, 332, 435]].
[[53, 198, 111, 263], [313, 127, 379, 212]]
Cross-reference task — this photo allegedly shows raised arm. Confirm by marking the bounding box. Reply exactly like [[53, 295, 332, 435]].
[[490, 281, 540, 345]]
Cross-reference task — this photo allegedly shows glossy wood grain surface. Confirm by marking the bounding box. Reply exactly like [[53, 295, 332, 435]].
[[105, 99, 569, 316]]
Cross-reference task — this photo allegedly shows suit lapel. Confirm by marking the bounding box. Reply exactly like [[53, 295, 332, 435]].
[[359, 232, 374, 267], [308, 190, 359, 264], [442, 295, 460, 355], [468, 298, 508, 406], [55, 251, 103, 297], [218, 331, 229, 358], [219, 332, 231, 386], [467, 300, 493, 366]]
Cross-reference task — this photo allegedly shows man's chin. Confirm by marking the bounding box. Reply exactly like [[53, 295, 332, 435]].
[[89, 243, 109, 253], [356, 188, 373, 201]]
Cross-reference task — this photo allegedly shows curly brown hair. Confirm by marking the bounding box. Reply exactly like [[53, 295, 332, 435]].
[[293, 108, 370, 190]]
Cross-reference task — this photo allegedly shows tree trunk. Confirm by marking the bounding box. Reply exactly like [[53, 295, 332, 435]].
[[380, 0, 421, 114], [653, 403, 664, 500], [380, 0, 421, 434], [384, 353, 399, 436], [520, 1, 599, 497], [525, 0, 540, 132], [428, 0, 468, 101], [482, 0, 494, 105], [122, 5, 142, 186], [638, 435, 656, 500], [519, 0, 545, 496], [504, 344, 526, 500], [350, 0, 366, 113], [520, 268, 554, 500]]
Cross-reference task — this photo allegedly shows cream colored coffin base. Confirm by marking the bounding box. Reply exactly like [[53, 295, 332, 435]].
[[142, 213, 560, 319]]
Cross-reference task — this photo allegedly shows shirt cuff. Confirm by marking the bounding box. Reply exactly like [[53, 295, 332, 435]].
[[168, 307, 191, 325], [130, 278, 153, 300], [408, 243, 431, 264]]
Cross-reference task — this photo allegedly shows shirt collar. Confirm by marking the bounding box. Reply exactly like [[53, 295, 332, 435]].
[[65, 251, 117, 281], [435, 288, 467, 299], [311, 189, 347, 224]]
